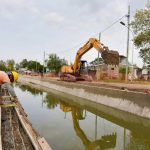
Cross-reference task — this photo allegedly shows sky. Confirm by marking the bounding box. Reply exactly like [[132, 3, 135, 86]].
[[0, 0, 148, 67]]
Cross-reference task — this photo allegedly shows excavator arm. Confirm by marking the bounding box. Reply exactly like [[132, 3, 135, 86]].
[[60, 38, 119, 81], [60, 102, 116, 150], [73, 38, 119, 73]]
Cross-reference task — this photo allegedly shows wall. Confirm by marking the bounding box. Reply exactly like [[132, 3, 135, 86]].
[[19, 76, 150, 119]]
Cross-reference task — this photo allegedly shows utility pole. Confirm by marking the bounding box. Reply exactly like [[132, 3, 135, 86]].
[[96, 32, 100, 135], [43, 51, 45, 74], [96, 32, 100, 136], [98, 33, 101, 65], [97, 33, 101, 80], [36, 59, 37, 72], [125, 4, 130, 82]]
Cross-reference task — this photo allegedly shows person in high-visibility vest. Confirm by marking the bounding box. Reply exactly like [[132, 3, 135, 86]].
[[0, 71, 19, 104]]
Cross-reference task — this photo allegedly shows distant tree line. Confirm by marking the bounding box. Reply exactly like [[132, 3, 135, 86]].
[[0, 53, 68, 73], [18, 59, 43, 72], [0, 59, 15, 71]]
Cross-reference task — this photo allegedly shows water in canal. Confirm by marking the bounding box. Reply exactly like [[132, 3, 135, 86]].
[[15, 84, 150, 150]]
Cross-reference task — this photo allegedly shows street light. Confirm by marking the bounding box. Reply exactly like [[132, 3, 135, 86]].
[[120, 21, 126, 26]]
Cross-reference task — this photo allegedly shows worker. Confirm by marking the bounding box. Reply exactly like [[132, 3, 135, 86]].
[[0, 71, 19, 104]]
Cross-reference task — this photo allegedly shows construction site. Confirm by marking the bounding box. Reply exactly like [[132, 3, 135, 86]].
[[0, 36, 150, 150], [0, 0, 150, 150], [0, 72, 150, 150], [0, 62, 150, 150]]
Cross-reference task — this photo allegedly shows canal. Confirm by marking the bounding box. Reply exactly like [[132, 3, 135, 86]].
[[14, 83, 150, 150]]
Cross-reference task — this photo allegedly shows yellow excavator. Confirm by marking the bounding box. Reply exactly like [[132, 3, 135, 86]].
[[60, 38, 119, 81]]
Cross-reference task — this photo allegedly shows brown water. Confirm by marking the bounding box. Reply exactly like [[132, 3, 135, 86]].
[[15, 84, 150, 150]]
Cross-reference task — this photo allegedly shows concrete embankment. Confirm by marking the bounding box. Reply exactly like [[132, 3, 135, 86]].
[[0, 94, 52, 150], [19, 75, 150, 119]]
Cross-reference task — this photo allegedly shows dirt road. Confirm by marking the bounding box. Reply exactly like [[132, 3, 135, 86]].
[[78, 81, 150, 93]]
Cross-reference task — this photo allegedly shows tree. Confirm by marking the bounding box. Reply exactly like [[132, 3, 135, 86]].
[[19, 59, 43, 72], [15, 63, 20, 70], [47, 54, 67, 73], [0, 60, 7, 71], [45, 94, 59, 109], [6, 59, 15, 71], [19, 59, 28, 68], [119, 67, 129, 74], [27, 60, 41, 72], [131, 3, 150, 67]]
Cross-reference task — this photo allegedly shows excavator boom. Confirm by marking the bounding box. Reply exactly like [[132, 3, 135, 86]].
[[60, 38, 120, 81], [73, 38, 119, 73]]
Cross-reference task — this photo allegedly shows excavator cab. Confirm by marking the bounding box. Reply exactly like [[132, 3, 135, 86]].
[[74, 60, 93, 81], [79, 60, 88, 74]]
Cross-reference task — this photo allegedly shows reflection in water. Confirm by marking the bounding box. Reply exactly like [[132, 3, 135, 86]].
[[16, 84, 43, 96], [45, 93, 150, 150], [45, 94, 59, 109], [60, 101, 116, 150], [16, 84, 150, 150], [127, 132, 150, 150]]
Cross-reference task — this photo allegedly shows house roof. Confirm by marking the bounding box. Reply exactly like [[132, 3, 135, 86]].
[[119, 55, 126, 58]]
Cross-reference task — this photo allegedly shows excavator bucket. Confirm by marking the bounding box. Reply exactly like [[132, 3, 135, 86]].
[[100, 133, 117, 149], [101, 47, 120, 65]]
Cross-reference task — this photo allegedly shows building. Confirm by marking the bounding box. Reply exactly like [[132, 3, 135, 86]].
[[89, 55, 142, 80]]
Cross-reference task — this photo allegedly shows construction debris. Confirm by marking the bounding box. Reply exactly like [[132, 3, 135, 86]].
[[101, 46, 119, 65]]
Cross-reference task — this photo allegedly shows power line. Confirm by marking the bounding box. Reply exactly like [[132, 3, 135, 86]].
[[54, 41, 86, 53], [55, 14, 127, 54], [92, 14, 126, 37], [101, 15, 126, 33]]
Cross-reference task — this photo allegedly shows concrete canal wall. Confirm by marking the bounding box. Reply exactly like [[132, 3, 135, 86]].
[[19, 76, 150, 119]]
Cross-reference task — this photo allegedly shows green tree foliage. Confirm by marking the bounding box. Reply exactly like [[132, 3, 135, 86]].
[[6, 59, 15, 71], [15, 63, 20, 70], [18, 59, 43, 72], [27, 60, 41, 72], [47, 54, 67, 73], [38, 64, 44, 73], [119, 67, 130, 74], [0, 60, 7, 71], [0, 58, 44, 72], [17, 84, 42, 95], [45, 94, 59, 109], [131, 3, 150, 66], [20, 59, 28, 68]]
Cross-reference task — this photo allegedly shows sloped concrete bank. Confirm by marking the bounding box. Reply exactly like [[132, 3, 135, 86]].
[[19, 76, 150, 119]]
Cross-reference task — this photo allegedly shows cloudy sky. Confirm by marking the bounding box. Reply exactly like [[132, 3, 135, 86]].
[[0, 0, 148, 67]]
